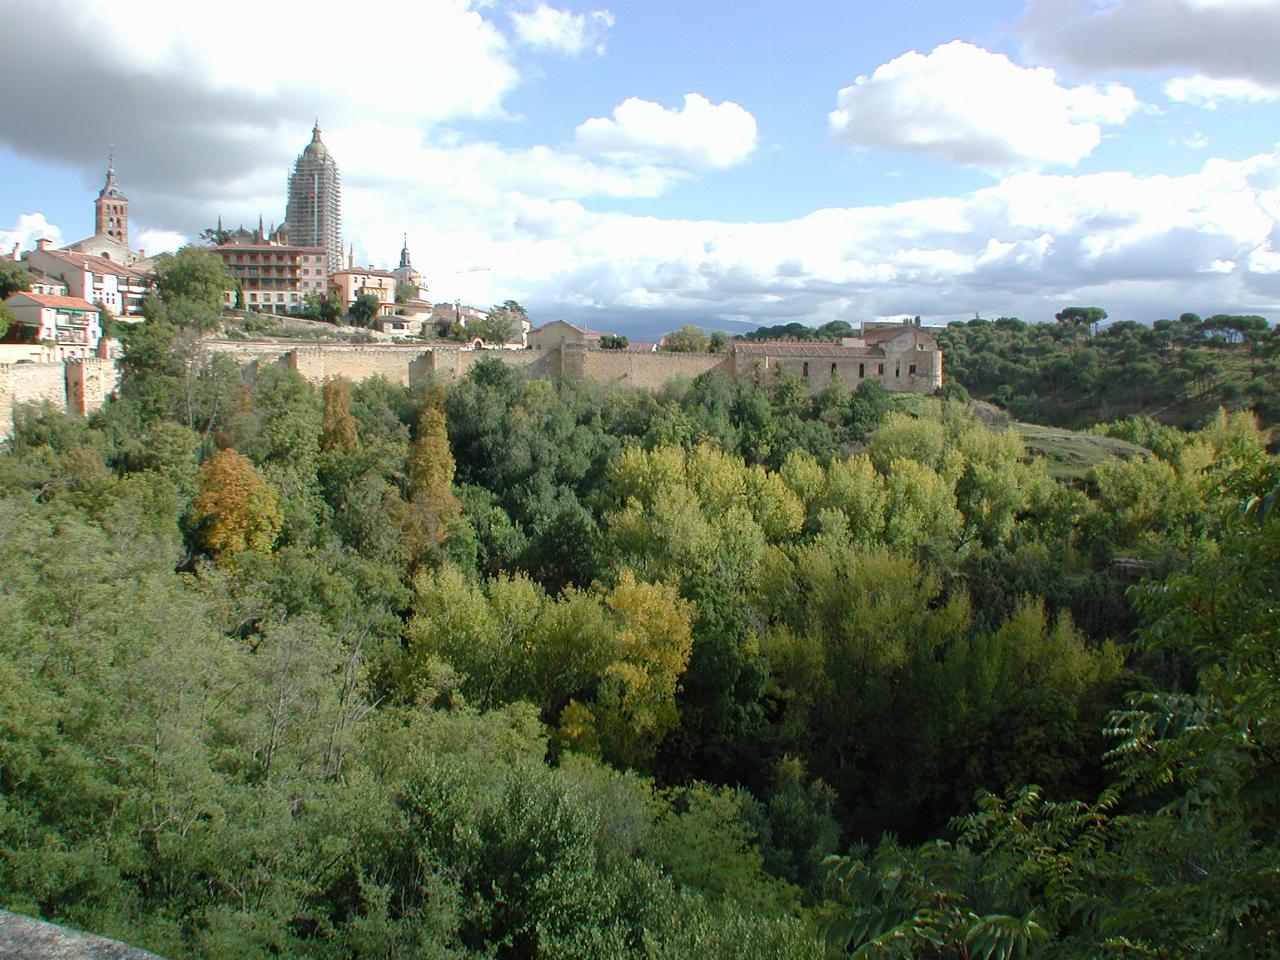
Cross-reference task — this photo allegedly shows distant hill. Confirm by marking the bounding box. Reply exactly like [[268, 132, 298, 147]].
[[935, 313, 1279, 431]]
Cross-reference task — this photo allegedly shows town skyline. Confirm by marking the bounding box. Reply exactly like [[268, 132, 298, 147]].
[[2, 0, 1279, 338]]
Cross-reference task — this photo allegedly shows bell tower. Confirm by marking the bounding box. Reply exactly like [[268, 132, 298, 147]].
[[94, 150, 128, 246]]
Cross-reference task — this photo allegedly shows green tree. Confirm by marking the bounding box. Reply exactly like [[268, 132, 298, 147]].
[[470, 309, 517, 344], [664, 325, 711, 353], [600, 333, 629, 350], [198, 224, 232, 246], [348, 292, 381, 327], [815, 320, 855, 341], [151, 246, 231, 313], [0, 259, 34, 299]]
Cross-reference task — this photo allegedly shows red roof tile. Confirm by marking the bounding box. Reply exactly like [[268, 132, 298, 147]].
[[8, 292, 98, 311], [39, 249, 152, 279], [733, 341, 885, 358]]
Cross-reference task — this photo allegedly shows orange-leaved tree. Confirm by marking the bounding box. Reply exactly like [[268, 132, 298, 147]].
[[194, 448, 283, 563]]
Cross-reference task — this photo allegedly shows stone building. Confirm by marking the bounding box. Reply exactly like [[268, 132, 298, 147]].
[[735, 324, 943, 393], [284, 122, 342, 274]]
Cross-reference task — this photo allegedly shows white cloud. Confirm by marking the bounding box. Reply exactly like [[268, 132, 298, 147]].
[[1184, 131, 1210, 149], [1165, 75, 1280, 108], [134, 228, 186, 256], [1021, 0, 1280, 86], [80, 0, 517, 125], [1, 213, 63, 253], [829, 41, 1138, 170], [575, 94, 758, 169], [455, 148, 1280, 333], [511, 4, 614, 56]]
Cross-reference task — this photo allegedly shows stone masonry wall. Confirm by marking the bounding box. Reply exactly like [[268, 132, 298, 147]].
[[286, 345, 435, 386], [581, 348, 732, 388], [0, 362, 69, 441], [3, 338, 941, 443], [66, 358, 122, 418]]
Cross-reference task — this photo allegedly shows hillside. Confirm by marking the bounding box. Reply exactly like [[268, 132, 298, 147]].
[[936, 313, 1280, 431]]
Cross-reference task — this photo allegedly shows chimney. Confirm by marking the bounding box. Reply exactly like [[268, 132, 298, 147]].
[[36, 238, 51, 251], [138, 249, 145, 259], [9, 243, 19, 261]]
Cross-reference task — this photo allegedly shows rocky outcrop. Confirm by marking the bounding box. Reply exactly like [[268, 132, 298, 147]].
[[0, 910, 165, 960]]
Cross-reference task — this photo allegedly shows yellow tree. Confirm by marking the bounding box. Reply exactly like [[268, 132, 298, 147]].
[[193, 448, 283, 563], [402, 384, 462, 560], [587, 572, 694, 769]]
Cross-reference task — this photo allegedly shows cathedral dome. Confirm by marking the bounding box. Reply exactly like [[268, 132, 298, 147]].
[[303, 122, 331, 161]]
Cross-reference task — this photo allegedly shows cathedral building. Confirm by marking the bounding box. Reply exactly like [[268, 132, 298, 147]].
[[284, 122, 342, 275]]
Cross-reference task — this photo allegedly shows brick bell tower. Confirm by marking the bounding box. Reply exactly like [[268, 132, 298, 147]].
[[94, 150, 128, 247]]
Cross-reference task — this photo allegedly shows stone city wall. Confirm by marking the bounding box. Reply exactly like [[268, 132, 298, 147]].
[[285, 345, 436, 386], [3, 337, 941, 442], [579, 347, 732, 388], [0, 362, 68, 441], [66, 358, 122, 418]]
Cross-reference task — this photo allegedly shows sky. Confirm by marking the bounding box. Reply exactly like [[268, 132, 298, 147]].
[[2, 0, 1279, 339]]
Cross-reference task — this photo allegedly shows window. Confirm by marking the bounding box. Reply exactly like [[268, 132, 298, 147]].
[[831, 362, 838, 375], [909, 364, 916, 375], [802, 361, 810, 377], [878, 363, 885, 375], [895, 361, 901, 377], [858, 363, 865, 378]]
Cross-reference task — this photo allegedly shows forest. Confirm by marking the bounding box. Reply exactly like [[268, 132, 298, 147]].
[[1, 260, 1278, 959], [936, 307, 1280, 430]]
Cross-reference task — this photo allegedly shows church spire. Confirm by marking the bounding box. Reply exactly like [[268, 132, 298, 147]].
[[99, 147, 124, 200], [398, 233, 412, 271]]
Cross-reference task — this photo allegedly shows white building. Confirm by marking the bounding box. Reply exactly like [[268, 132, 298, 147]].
[[24, 242, 153, 318], [3, 292, 102, 359]]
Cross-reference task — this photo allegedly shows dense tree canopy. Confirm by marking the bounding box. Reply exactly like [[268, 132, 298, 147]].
[[1, 310, 1277, 959]]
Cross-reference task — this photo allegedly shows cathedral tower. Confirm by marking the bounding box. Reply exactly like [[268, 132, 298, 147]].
[[285, 121, 342, 273], [94, 153, 128, 247]]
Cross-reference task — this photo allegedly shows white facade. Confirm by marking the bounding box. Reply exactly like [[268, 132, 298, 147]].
[[25, 243, 152, 318], [4, 292, 103, 360]]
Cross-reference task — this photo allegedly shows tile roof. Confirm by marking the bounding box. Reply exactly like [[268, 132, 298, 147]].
[[40, 248, 152, 279], [531, 319, 602, 338], [861, 325, 921, 343], [733, 341, 885, 358], [7, 292, 98, 311], [215, 244, 325, 253], [332, 268, 398, 279]]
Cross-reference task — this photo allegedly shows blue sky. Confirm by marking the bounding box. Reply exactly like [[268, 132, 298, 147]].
[[2, 0, 1279, 338]]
